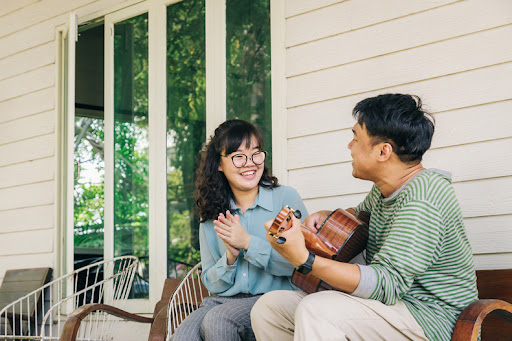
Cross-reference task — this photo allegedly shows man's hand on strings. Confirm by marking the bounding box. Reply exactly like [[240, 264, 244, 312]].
[[303, 210, 331, 232]]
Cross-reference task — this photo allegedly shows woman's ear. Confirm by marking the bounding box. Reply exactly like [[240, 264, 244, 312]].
[[218, 163, 223, 172]]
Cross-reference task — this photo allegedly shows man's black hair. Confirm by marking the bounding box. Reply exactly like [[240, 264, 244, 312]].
[[352, 93, 435, 163]]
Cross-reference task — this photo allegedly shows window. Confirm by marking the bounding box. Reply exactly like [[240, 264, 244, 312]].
[[66, 0, 280, 309], [113, 13, 149, 298], [74, 23, 105, 265], [226, 0, 272, 166], [166, 0, 206, 277]]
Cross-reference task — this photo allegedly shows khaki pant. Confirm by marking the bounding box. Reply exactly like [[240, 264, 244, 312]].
[[251, 290, 428, 341]]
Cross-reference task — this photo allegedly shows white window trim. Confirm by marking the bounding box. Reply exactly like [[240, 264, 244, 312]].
[[148, 0, 168, 310], [54, 22, 72, 282], [205, 0, 226, 137], [104, 1, 153, 313], [270, 0, 287, 184]]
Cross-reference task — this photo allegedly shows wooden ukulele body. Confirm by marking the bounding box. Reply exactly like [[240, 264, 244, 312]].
[[269, 206, 369, 293]]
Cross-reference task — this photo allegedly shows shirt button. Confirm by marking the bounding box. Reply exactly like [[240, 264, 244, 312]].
[[243, 273, 247, 276]]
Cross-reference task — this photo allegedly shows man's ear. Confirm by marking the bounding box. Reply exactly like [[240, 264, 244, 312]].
[[378, 143, 393, 161]]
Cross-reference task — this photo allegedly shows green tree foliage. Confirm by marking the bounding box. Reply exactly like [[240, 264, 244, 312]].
[[166, 0, 205, 265], [74, 118, 105, 249], [113, 14, 150, 261], [226, 0, 272, 166]]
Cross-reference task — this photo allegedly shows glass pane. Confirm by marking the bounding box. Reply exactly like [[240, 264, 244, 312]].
[[226, 0, 272, 168], [166, 0, 205, 278], [114, 13, 149, 298], [74, 23, 105, 267]]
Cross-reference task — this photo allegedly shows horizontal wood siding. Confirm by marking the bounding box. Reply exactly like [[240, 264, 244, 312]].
[[0, 42, 55, 82], [0, 0, 96, 38], [0, 111, 55, 145], [0, 157, 54, 189], [285, 0, 457, 47], [287, 27, 512, 108], [287, 63, 512, 138], [0, 229, 54, 257], [0, 182, 54, 211], [0, 134, 54, 167], [0, 0, 39, 18], [285, 0, 512, 269], [0, 205, 54, 233], [0, 88, 55, 124], [465, 215, 512, 254], [286, 1, 512, 76]]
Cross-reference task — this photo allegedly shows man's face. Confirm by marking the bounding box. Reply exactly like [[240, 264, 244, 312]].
[[348, 123, 379, 180]]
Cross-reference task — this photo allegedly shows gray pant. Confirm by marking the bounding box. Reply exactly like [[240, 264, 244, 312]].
[[172, 293, 262, 341]]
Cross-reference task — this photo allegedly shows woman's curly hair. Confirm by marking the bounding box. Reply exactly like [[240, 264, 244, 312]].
[[194, 119, 279, 222]]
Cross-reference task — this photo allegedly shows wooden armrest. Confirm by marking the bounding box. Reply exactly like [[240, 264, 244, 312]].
[[60, 303, 153, 341], [452, 299, 512, 341]]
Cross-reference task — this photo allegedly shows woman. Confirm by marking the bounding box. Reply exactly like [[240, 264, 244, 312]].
[[172, 119, 308, 341]]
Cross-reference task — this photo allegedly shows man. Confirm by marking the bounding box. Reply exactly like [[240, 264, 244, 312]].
[[251, 94, 478, 341]]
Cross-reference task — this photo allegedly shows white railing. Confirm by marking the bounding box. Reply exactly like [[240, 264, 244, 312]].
[[166, 262, 209, 340], [0, 256, 138, 341]]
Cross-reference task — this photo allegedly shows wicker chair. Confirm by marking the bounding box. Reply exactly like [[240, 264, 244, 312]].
[[0, 256, 138, 340], [166, 262, 210, 339]]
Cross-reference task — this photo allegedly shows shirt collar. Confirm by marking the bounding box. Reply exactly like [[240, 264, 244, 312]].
[[255, 186, 273, 211], [382, 169, 427, 202], [229, 185, 274, 212]]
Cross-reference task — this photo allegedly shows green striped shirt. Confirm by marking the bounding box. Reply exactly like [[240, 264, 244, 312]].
[[354, 169, 478, 341]]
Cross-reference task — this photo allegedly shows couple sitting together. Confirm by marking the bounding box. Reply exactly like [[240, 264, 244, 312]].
[[172, 94, 478, 341]]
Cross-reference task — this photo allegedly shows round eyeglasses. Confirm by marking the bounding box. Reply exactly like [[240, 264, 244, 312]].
[[221, 150, 267, 168]]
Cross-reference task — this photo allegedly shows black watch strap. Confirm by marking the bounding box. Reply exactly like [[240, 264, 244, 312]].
[[296, 251, 315, 275]]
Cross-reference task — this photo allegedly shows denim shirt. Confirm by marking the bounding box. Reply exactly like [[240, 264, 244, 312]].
[[199, 185, 308, 296]]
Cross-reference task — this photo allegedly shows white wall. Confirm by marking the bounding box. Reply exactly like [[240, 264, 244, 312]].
[[284, 0, 512, 270]]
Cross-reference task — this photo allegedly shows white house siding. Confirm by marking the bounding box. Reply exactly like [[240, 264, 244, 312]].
[[0, 0, 137, 283], [285, 0, 512, 270]]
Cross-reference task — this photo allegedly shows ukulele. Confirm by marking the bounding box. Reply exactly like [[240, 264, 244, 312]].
[[268, 206, 369, 293]]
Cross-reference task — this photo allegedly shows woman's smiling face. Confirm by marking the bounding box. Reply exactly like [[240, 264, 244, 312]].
[[218, 135, 264, 195]]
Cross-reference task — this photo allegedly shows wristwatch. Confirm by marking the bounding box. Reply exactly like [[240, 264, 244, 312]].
[[296, 250, 315, 275]]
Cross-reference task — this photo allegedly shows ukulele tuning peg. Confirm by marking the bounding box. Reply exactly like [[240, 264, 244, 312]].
[[293, 210, 302, 219], [276, 237, 287, 244]]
